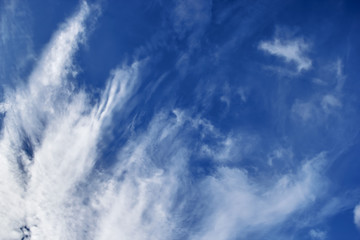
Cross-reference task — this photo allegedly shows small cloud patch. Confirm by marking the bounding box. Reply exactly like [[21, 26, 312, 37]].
[[259, 36, 311, 72]]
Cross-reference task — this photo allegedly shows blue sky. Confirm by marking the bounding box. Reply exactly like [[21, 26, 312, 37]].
[[0, 0, 360, 239]]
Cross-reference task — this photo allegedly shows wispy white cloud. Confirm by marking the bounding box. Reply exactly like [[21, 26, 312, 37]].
[[291, 59, 345, 124], [91, 112, 188, 240], [23, 63, 140, 239], [292, 100, 318, 122], [0, 2, 141, 239], [82, 110, 329, 240], [0, 2, 340, 240], [173, 0, 211, 45], [321, 94, 342, 111], [28, 2, 90, 89], [172, 0, 212, 74], [267, 147, 293, 167], [259, 36, 312, 72], [354, 204, 360, 229], [309, 229, 327, 240], [193, 152, 327, 240], [237, 87, 249, 103], [0, 0, 34, 81]]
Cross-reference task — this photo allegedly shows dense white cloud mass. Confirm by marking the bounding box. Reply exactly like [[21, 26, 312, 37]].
[[259, 36, 312, 72], [0, 1, 355, 240]]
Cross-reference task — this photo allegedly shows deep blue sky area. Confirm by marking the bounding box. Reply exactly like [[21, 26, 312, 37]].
[[0, 0, 360, 239]]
